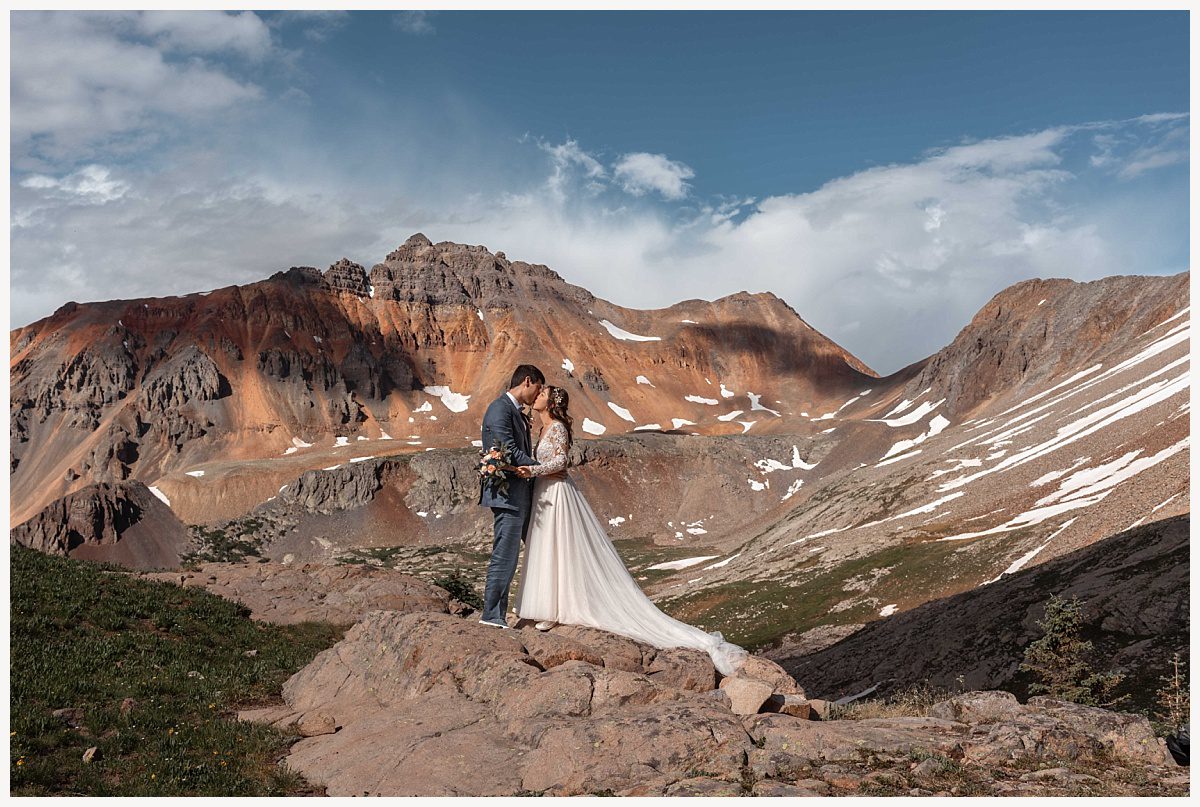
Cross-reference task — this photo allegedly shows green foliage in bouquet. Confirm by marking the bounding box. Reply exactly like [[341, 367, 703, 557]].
[[479, 439, 517, 497]]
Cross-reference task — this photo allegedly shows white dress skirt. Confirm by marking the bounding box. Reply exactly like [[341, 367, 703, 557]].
[[513, 420, 747, 676]]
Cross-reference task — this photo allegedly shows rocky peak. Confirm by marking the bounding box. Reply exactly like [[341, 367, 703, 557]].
[[369, 234, 576, 307], [322, 259, 370, 297], [270, 266, 324, 286]]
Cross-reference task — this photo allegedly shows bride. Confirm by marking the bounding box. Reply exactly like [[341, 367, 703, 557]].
[[512, 385, 747, 676]]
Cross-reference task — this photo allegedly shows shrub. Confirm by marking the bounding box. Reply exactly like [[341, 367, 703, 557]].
[[1020, 594, 1127, 708], [1153, 651, 1189, 734], [432, 570, 484, 612]]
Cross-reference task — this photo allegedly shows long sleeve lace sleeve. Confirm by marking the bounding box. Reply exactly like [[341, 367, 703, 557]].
[[527, 421, 570, 477]]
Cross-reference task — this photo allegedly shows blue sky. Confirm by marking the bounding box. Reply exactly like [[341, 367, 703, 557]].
[[10, 10, 1190, 373]]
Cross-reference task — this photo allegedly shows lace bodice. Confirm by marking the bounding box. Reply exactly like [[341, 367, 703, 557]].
[[528, 420, 570, 477]]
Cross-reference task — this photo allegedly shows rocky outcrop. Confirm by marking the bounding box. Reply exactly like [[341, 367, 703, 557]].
[[774, 515, 1189, 709], [9, 480, 188, 570], [237, 609, 1179, 796], [140, 561, 459, 624], [278, 459, 395, 515], [321, 259, 370, 297]]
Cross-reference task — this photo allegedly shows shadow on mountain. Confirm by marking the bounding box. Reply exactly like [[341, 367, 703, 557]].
[[774, 514, 1189, 712]]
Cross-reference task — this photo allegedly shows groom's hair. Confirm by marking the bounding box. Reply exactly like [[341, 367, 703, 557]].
[[509, 364, 545, 389]]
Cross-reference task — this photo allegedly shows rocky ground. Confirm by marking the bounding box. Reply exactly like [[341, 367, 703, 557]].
[[140, 560, 1186, 797]]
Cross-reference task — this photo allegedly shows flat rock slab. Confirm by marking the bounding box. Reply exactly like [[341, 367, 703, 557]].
[[140, 561, 452, 624]]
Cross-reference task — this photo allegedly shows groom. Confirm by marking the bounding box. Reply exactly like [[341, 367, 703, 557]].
[[477, 363, 545, 628]]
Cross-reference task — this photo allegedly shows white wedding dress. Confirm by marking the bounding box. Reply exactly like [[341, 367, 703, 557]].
[[513, 420, 747, 676]]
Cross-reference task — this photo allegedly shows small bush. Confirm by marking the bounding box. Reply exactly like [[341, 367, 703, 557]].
[[432, 570, 484, 612], [829, 681, 953, 721], [1153, 651, 1189, 735]]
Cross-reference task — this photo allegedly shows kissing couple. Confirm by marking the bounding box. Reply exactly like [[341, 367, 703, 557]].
[[476, 363, 747, 676]]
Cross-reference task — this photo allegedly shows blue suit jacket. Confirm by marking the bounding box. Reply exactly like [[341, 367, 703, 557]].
[[478, 393, 538, 511]]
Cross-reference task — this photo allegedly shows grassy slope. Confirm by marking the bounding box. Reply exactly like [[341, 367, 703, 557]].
[[9, 545, 345, 796]]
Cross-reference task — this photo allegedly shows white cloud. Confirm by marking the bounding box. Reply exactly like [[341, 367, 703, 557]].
[[394, 11, 435, 35], [11, 12, 266, 161], [539, 138, 606, 202], [19, 165, 131, 204], [133, 11, 272, 59], [1117, 125, 1188, 179], [613, 152, 695, 200]]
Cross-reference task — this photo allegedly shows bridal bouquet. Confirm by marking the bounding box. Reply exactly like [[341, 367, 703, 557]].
[[479, 439, 517, 496]]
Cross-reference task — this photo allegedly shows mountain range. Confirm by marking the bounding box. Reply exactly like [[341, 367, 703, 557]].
[[9, 235, 1189, 698]]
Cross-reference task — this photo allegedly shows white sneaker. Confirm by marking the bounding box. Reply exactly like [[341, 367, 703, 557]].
[[479, 618, 510, 630], [535, 620, 557, 631]]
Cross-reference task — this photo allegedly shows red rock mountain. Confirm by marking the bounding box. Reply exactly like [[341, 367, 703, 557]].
[[9, 238, 1189, 671], [10, 234, 875, 526]]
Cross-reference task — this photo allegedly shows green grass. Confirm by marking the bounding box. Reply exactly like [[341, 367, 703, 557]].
[[10, 545, 345, 796], [181, 517, 269, 566], [659, 538, 993, 650]]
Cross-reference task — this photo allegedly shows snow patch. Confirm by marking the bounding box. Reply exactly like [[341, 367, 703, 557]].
[[748, 478, 769, 491], [985, 519, 1076, 584], [671, 418, 696, 429], [425, 385, 471, 413], [185, 470, 205, 478], [685, 395, 719, 405], [882, 414, 951, 459], [720, 384, 735, 398], [380, 431, 393, 440], [609, 516, 626, 527], [413, 401, 433, 413], [608, 402, 636, 422], [792, 446, 818, 469], [869, 399, 945, 427], [582, 418, 606, 435], [782, 479, 804, 501], [562, 358, 575, 373], [350, 456, 374, 463], [879, 604, 898, 617], [703, 554, 741, 570], [941, 438, 1188, 541], [148, 486, 171, 506], [717, 410, 744, 422], [636, 375, 654, 386], [334, 436, 349, 447], [292, 437, 313, 448], [599, 319, 660, 342], [747, 392, 780, 416], [647, 556, 718, 571]]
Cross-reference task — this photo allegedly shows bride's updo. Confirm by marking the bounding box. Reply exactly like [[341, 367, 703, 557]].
[[545, 385, 574, 449]]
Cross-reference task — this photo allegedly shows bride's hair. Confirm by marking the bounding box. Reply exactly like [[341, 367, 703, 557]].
[[544, 386, 574, 450]]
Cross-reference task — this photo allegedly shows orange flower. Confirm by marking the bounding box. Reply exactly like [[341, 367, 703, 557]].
[[485, 464, 496, 473]]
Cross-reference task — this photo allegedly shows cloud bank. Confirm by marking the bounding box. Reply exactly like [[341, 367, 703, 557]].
[[8, 12, 1189, 375]]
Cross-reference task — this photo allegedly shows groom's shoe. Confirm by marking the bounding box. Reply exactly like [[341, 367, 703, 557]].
[[478, 618, 510, 630]]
